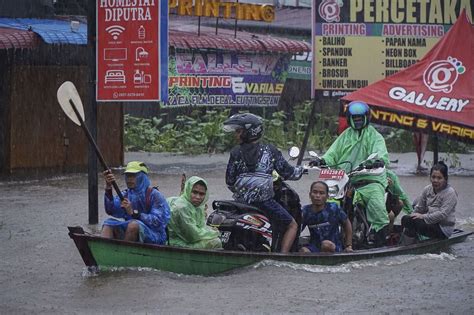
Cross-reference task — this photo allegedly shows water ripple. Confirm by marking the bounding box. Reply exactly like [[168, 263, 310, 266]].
[[456, 217, 474, 226], [253, 252, 457, 273]]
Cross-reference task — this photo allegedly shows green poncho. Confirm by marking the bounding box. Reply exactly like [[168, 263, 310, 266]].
[[323, 125, 389, 181], [323, 126, 390, 232], [167, 176, 222, 249]]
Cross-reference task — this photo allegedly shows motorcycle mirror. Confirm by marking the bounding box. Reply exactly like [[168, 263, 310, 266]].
[[367, 153, 378, 160], [308, 150, 319, 158], [288, 146, 300, 159]]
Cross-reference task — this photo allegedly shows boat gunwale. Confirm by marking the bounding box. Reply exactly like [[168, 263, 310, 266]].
[[68, 226, 473, 260]]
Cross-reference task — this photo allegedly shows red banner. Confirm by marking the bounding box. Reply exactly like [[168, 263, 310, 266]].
[[342, 11, 474, 143], [97, 1, 167, 101]]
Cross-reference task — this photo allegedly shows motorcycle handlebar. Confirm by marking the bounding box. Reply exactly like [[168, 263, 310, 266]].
[[303, 160, 383, 175]]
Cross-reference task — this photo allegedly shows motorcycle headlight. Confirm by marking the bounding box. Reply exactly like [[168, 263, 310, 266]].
[[328, 185, 339, 198]]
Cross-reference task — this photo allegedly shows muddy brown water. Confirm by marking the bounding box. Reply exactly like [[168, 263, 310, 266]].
[[1, 152, 473, 314]]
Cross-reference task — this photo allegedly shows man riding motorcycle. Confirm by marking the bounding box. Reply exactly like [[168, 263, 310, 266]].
[[310, 101, 390, 246], [223, 113, 304, 253]]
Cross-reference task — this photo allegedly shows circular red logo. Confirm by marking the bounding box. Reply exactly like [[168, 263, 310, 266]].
[[423, 57, 464, 93]]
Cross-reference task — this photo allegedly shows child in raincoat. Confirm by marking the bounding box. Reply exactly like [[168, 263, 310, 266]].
[[101, 161, 171, 244], [167, 176, 222, 249]]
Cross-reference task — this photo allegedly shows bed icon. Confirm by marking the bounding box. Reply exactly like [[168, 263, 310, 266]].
[[105, 70, 126, 84]]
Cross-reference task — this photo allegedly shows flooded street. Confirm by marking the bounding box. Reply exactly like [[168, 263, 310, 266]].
[[1, 152, 474, 314]]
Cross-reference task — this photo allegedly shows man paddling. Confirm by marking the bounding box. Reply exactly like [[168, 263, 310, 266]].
[[101, 161, 171, 244]]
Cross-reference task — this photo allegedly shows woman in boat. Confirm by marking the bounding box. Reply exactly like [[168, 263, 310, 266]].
[[401, 161, 457, 242], [101, 161, 171, 244], [167, 176, 222, 249], [300, 181, 353, 253]]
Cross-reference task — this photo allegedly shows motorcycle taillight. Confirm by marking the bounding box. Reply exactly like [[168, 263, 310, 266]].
[[207, 213, 226, 226]]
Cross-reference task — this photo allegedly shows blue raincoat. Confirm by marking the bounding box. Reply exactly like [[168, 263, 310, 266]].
[[103, 172, 171, 244]]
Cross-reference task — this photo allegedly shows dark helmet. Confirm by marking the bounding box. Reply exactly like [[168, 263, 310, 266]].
[[346, 101, 370, 130], [223, 113, 263, 143]]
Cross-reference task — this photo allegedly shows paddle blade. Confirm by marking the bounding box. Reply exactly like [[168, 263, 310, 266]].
[[57, 81, 85, 126]]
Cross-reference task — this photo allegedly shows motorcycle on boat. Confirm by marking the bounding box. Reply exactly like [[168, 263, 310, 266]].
[[206, 200, 273, 252], [206, 147, 302, 252], [206, 180, 303, 252], [205, 147, 388, 251]]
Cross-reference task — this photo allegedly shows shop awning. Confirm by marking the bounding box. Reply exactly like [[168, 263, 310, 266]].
[[0, 27, 40, 49]]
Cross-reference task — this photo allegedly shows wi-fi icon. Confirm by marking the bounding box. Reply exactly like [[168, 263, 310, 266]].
[[105, 25, 125, 40]]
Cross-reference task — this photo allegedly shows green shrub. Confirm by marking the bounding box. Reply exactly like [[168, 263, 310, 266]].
[[124, 105, 473, 155], [125, 109, 234, 154], [124, 115, 161, 151]]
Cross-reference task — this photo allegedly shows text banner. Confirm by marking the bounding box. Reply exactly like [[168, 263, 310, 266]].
[[161, 51, 290, 107]]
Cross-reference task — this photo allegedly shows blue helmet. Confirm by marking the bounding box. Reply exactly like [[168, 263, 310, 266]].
[[346, 101, 370, 130]]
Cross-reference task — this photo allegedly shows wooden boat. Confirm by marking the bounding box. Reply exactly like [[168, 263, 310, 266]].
[[68, 226, 472, 276]]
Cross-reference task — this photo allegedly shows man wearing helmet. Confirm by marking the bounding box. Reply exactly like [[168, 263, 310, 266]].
[[223, 113, 304, 253], [312, 101, 390, 247]]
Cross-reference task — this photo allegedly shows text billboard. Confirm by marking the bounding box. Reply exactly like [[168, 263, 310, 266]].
[[162, 51, 290, 107], [97, 0, 168, 102], [312, 0, 472, 98]]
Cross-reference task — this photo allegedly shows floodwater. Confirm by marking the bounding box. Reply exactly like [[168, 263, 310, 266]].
[[1, 152, 474, 314]]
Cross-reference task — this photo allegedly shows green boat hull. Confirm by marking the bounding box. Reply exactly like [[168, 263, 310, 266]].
[[69, 226, 472, 276], [88, 240, 260, 275]]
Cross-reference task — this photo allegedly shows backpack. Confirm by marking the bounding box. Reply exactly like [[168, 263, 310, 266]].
[[145, 185, 170, 245], [145, 186, 159, 211]]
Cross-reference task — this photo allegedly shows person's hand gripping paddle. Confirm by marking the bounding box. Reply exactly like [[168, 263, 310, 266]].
[[57, 81, 124, 200]]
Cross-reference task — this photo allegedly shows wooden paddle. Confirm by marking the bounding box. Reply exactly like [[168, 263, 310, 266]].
[[56, 81, 124, 200]]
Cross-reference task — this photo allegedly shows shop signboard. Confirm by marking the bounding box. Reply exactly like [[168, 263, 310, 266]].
[[288, 51, 312, 80], [312, 0, 472, 98], [162, 51, 290, 107], [97, 0, 168, 102]]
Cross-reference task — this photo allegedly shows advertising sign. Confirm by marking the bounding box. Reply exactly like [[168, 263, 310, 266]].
[[288, 51, 312, 80], [97, 0, 168, 102], [342, 12, 474, 143], [312, 0, 473, 98], [162, 51, 290, 107], [169, 0, 275, 22]]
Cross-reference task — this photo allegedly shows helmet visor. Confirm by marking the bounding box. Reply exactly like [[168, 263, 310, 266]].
[[223, 124, 242, 133]]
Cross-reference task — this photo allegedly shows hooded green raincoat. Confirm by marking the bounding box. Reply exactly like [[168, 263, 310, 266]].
[[167, 176, 222, 249], [323, 125, 389, 232]]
